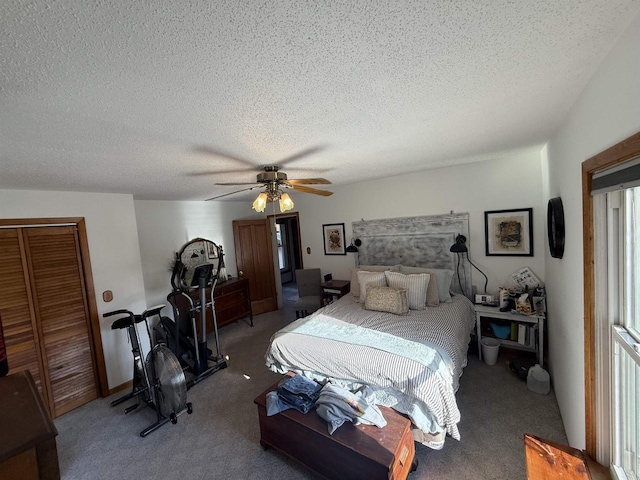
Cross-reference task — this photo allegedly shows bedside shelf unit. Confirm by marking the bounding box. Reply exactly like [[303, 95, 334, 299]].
[[474, 305, 545, 367], [320, 280, 350, 305]]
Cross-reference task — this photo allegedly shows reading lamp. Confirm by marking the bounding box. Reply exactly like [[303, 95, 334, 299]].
[[346, 239, 362, 253], [449, 235, 488, 293]]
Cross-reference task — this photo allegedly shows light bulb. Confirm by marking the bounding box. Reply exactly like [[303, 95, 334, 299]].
[[252, 192, 268, 212], [279, 193, 294, 212]]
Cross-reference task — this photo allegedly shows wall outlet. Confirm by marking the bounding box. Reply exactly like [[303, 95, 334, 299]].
[[475, 294, 494, 304]]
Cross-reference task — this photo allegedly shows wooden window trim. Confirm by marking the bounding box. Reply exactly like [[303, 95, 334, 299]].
[[582, 130, 640, 457], [0, 217, 108, 397]]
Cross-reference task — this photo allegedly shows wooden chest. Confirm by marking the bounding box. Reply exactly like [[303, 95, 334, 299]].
[[254, 380, 416, 480]]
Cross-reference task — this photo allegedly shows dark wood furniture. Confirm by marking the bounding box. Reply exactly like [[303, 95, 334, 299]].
[[254, 379, 416, 480], [320, 279, 351, 305], [0, 370, 59, 480], [191, 277, 253, 333]]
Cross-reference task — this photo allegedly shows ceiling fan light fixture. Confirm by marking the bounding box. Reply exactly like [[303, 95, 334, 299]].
[[252, 192, 268, 212], [279, 192, 294, 212]]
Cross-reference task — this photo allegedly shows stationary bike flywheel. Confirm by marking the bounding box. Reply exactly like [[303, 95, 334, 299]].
[[146, 345, 187, 418]]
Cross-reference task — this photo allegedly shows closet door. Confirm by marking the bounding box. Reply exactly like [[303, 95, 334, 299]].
[[0, 229, 45, 394], [23, 226, 98, 417]]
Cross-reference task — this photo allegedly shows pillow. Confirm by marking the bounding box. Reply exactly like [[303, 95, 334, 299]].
[[364, 286, 409, 315], [399, 266, 454, 303], [384, 271, 430, 310], [356, 271, 387, 302], [397, 266, 438, 306], [350, 265, 396, 298]]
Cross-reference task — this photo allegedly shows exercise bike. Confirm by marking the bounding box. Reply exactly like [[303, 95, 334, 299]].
[[105, 305, 192, 437], [156, 238, 227, 388]]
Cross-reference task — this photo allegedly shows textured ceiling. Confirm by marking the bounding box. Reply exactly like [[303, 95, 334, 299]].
[[1, 1, 639, 201]]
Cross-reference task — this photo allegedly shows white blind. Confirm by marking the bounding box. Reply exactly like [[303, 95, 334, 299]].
[[592, 155, 640, 195]]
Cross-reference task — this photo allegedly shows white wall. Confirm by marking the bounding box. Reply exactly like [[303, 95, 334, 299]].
[[293, 148, 546, 299], [133, 200, 262, 315], [0, 189, 147, 389], [544, 12, 640, 449]]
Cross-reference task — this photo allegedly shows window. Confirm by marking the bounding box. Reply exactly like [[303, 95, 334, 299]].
[[595, 186, 640, 479]]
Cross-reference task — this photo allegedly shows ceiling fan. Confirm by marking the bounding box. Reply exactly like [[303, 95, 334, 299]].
[[206, 165, 333, 212]]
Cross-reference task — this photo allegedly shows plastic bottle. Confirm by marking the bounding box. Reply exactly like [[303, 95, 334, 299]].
[[527, 364, 550, 394]]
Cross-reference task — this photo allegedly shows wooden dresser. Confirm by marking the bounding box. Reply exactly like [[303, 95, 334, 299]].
[[187, 277, 253, 333], [213, 277, 253, 329], [0, 371, 59, 480]]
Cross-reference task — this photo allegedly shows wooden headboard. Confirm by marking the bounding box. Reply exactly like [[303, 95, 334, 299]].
[[352, 213, 473, 299]]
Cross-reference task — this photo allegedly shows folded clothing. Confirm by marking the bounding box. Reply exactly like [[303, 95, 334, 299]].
[[266, 374, 322, 416], [315, 383, 387, 435]]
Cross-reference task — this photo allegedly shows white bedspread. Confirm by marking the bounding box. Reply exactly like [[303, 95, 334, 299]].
[[265, 293, 475, 449]]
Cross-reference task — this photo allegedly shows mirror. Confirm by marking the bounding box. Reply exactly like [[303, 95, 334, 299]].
[[171, 238, 226, 291]]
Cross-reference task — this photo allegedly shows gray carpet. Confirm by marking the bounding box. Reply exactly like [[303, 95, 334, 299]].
[[54, 300, 567, 480]]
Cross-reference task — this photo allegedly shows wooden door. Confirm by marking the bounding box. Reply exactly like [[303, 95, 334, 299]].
[[0, 226, 98, 417], [0, 230, 45, 394], [233, 219, 278, 315], [23, 226, 98, 416]]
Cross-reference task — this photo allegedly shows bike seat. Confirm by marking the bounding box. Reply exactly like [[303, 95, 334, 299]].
[[110, 314, 144, 330]]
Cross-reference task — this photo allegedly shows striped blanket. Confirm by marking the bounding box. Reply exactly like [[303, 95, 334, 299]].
[[265, 293, 475, 449]]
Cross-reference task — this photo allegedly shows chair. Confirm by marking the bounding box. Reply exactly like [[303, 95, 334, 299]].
[[292, 268, 323, 319]]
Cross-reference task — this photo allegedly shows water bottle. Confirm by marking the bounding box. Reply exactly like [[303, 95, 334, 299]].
[[527, 364, 550, 394]]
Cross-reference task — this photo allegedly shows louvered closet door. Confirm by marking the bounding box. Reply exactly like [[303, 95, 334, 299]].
[[23, 226, 98, 416], [0, 229, 45, 393]]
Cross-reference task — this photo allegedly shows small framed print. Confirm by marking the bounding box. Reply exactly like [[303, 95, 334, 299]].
[[322, 223, 346, 255], [485, 208, 533, 256]]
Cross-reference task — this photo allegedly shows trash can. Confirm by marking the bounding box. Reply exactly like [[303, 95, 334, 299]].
[[481, 337, 500, 366]]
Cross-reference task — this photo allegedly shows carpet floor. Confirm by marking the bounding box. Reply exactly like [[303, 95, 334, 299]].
[[54, 300, 567, 480]]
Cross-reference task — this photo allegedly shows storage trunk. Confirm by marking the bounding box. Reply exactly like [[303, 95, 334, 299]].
[[254, 380, 416, 480]]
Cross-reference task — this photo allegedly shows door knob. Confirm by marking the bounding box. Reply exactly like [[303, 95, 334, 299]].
[[239, 270, 244, 276]]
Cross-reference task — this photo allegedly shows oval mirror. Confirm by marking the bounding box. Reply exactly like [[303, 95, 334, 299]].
[[171, 238, 225, 291]]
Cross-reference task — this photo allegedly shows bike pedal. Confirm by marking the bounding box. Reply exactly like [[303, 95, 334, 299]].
[[124, 404, 139, 414]]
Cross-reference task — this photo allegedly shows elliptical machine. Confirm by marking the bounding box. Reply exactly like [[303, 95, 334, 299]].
[[105, 305, 192, 437], [155, 238, 227, 388]]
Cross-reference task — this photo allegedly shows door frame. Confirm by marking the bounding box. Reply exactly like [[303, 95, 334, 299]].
[[268, 212, 304, 276], [0, 217, 108, 397]]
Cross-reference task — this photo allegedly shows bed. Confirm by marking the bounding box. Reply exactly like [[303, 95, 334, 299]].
[[265, 213, 476, 449]]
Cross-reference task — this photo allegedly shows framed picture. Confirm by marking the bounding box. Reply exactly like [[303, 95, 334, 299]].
[[322, 223, 346, 255], [485, 208, 533, 256]]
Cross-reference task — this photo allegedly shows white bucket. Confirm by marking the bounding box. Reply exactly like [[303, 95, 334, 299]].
[[481, 337, 501, 366]]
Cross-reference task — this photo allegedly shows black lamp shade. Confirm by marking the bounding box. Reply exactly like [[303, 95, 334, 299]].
[[450, 235, 468, 253], [346, 238, 362, 253]]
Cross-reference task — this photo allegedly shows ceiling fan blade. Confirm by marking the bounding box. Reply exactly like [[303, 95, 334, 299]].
[[205, 185, 262, 201], [187, 169, 258, 177], [291, 184, 333, 196], [192, 146, 257, 166], [286, 178, 331, 185], [278, 145, 325, 166], [215, 182, 259, 186]]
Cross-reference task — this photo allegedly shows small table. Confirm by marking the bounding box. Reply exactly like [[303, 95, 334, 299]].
[[320, 280, 350, 305], [474, 305, 545, 367]]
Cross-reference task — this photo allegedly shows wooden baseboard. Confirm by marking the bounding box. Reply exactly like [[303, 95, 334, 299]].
[[107, 379, 132, 397]]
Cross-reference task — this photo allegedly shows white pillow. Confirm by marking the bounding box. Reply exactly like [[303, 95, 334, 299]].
[[399, 266, 454, 303], [356, 270, 387, 302], [350, 265, 396, 298], [384, 271, 430, 310]]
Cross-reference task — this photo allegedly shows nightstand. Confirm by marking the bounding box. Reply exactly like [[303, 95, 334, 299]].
[[320, 280, 350, 305], [474, 304, 545, 367]]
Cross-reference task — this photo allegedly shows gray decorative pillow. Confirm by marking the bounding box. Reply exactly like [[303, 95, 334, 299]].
[[364, 286, 409, 315]]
